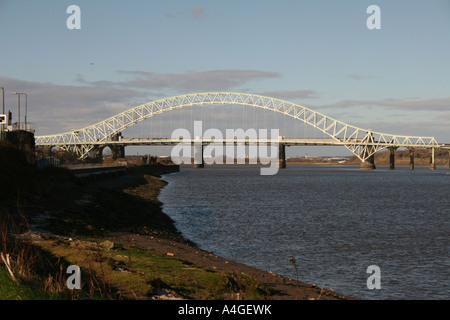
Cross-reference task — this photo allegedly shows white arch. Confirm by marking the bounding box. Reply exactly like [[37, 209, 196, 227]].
[[35, 92, 438, 159]]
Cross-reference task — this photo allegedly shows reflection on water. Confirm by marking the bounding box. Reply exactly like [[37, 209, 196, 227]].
[[158, 165, 450, 300]]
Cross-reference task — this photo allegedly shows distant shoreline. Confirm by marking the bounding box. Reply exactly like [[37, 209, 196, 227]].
[[175, 162, 449, 168]]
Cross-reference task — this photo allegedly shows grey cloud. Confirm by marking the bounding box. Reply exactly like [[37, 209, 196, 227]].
[[117, 70, 154, 77], [348, 119, 449, 142], [1, 69, 281, 134], [0, 76, 146, 135], [347, 74, 375, 81], [79, 70, 281, 92], [307, 97, 449, 141], [191, 6, 205, 18], [6, 73, 447, 140], [432, 111, 450, 121], [164, 6, 205, 19], [259, 90, 319, 100], [314, 97, 450, 112]]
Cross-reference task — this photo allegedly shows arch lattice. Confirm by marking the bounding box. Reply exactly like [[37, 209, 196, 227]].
[[35, 92, 438, 160]]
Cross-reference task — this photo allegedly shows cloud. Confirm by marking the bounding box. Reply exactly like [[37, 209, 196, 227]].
[[432, 111, 450, 122], [0, 76, 146, 135], [309, 97, 450, 141], [259, 90, 319, 100], [164, 5, 205, 19], [1, 69, 281, 134], [314, 97, 450, 112], [345, 119, 449, 142], [347, 74, 375, 81], [116, 70, 154, 77], [78, 70, 281, 92], [4, 72, 447, 141], [191, 6, 205, 19]]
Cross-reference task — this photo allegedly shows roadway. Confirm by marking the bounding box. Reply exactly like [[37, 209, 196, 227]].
[[58, 137, 449, 149]]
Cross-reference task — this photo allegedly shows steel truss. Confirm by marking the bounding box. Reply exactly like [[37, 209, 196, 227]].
[[35, 92, 439, 160]]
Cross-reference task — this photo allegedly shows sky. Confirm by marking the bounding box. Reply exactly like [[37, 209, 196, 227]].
[[1, 0, 449, 156]]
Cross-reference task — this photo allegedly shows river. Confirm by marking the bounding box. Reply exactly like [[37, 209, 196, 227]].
[[158, 165, 449, 300]]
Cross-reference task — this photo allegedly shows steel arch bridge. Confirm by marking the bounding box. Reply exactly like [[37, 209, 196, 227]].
[[35, 92, 439, 162]]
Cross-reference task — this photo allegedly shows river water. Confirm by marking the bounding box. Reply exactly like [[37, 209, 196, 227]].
[[158, 165, 449, 300]]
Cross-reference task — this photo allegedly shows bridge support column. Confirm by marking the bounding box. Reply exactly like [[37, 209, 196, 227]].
[[193, 139, 204, 168], [111, 132, 125, 159], [429, 148, 436, 170], [92, 146, 104, 163], [448, 151, 450, 170], [278, 143, 286, 169], [110, 145, 125, 159], [409, 147, 415, 170], [389, 147, 397, 170], [360, 154, 376, 170]]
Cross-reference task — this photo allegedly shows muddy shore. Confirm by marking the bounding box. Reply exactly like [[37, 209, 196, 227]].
[[85, 164, 354, 300]]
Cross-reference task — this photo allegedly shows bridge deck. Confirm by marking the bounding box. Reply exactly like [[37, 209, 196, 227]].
[[37, 137, 448, 149], [107, 138, 342, 146]]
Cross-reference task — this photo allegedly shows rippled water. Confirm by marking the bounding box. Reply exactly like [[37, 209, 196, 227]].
[[158, 165, 450, 300]]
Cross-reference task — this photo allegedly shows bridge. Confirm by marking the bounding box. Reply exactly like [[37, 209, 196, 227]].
[[35, 92, 447, 170]]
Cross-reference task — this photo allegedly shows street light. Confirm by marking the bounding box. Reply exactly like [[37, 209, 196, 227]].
[[1, 87, 4, 133], [11, 92, 27, 130]]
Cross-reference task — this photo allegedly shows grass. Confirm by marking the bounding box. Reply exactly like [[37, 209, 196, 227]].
[[26, 235, 274, 300], [35, 238, 275, 300], [0, 268, 57, 300]]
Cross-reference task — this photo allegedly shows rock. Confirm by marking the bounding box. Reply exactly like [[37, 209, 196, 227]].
[[30, 233, 44, 243], [15, 232, 44, 243], [100, 240, 115, 251]]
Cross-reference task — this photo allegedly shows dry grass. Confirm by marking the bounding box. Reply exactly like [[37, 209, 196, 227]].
[[0, 208, 113, 299]]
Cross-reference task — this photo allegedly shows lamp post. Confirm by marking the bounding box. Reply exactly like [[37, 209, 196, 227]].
[[11, 92, 27, 130], [1, 87, 4, 134]]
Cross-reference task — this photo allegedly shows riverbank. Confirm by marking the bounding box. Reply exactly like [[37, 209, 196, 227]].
[[105, 165, 356, 299], [80, 165, 354, 299], [0, 151, 354, 299]]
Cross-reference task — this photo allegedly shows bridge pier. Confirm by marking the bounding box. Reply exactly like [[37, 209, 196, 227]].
[[110, 145, 125, 159], [429, 148, 436, 170], [409, 147, 415, 170], [110, 132, 125, 159], [389, 147, 397, 170], [278, 143, 286, 169], [92, 146, 104, 163], [360, 155, 376, 170]]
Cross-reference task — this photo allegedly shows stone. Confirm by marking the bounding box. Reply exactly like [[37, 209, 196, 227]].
[[100, 240, 115, 251]]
